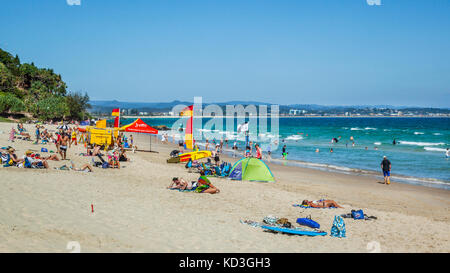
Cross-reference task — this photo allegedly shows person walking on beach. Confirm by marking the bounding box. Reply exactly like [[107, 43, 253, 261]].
[[59, 133, 70, 160], [34, 125, 40, 144], [255, 143, 262, 159], [381, 156, 391, 185], [70, 128, 78, 147], [232, 141, 238, 157]]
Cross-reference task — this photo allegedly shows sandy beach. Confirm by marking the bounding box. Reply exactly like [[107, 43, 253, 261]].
[[0, 122, 449, 253]]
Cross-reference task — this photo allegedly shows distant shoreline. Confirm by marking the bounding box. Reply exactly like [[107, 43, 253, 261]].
[[108, 115, 450, 119]]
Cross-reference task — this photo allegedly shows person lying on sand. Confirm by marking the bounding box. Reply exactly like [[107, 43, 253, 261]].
[[70, 160, 94, 172], [167, 177, 196, 190], [301, 199, 343, 208], [35, 153, 59, 161]]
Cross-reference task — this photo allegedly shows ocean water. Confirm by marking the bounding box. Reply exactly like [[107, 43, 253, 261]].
[[121, 117, 450, 190]]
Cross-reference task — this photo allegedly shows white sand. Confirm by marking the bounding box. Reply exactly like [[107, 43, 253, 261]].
[[0, 122, 449, 252]]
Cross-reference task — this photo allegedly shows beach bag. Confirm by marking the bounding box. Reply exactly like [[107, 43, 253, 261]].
[[2, 154, 14, 167], [297, 216, 320, 229], [1, 153, 9, 164], [102, 162, 110, 169], [41, 148, 48, 153], [263, 215, 278, 226], [276, 218, 292, 228], [185, 159, 192, 168], [351, 209, 365, 220], [24, 157, 32, 168], [330, 215, 346, 238]]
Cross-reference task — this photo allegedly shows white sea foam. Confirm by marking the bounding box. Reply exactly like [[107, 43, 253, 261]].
[[399, 141, 445, 146], [433, 133, 442, 135], [350, 127, 363, 130], [414, 132, 424, 135], [374, 142, 382, 145], [365, 127, 377, 130], [285, 135, 303, 141], [424, 147, 447, 152]]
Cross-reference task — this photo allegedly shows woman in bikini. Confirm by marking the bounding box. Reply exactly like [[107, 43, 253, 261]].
[[301, 199, 343, 208]]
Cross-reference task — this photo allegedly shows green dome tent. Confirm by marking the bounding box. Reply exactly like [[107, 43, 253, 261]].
[[228, 157, 275, 182]]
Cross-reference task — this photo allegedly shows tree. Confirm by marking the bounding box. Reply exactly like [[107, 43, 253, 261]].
[[66, 91, 91, 120], [0, 92, 25, 114]]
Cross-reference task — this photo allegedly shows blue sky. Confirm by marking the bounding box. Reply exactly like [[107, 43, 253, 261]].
[[1, 0, 449, 107]]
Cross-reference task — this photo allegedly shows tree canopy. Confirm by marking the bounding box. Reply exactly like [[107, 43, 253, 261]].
[[0, 48, 90, 121]]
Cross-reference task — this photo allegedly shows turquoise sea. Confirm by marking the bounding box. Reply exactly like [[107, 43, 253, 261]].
[[120, 117, 450, 190]]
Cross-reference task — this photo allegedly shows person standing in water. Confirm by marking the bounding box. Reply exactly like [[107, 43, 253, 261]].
[[381, 156, 391, 185], [446, 148, 449, 159], [393, 139, 397, 145], [282, 145, 288, 159]]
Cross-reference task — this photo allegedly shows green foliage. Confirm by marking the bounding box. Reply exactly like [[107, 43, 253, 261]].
[[0, 47, 89, 120], [0, 116, 14, 123], [0, 92, 25, 113], [66, 92, 91, 120]]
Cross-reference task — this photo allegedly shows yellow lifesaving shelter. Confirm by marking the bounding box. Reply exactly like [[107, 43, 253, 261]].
[[85, 123, 119, 147]]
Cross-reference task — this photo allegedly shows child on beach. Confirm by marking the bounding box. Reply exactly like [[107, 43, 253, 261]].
[[9, 127, 15, 142]]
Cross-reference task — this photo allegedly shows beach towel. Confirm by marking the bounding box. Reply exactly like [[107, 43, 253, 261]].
[[169, 187, 197, 192], [330, 215, 346, 238]]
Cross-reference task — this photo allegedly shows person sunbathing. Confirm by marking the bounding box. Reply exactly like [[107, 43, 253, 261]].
[[167, 177, 196, 190], [118, 149, 129, 162], [70, 160, 94, 172], [301, 199, 343, 208], [195, 171, 220, 194], [41, 154, 60, 161], [24, 151, 49, 169]]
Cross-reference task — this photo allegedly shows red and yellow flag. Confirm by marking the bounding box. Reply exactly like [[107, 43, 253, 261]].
[[112, 108, 120, 117], [180, 105, 193, 117], [181, 105, 194, 150]]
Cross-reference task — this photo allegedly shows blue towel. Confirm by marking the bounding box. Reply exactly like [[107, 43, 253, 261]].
[[169, 187, 197, 192]]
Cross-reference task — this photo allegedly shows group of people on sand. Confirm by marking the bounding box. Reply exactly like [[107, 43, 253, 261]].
[[3, 122, 136, 172], [1, 147, 60, 169]]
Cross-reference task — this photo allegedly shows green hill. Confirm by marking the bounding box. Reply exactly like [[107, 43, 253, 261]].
[[0, 48, 90, 121]]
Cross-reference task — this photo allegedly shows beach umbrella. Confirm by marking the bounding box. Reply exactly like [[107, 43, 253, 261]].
[[57, 124, 69, 130], [119, 118, 158, 152]]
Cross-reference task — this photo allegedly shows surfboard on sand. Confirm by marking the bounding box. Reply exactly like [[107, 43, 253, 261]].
[[261, 225, 327, 236]]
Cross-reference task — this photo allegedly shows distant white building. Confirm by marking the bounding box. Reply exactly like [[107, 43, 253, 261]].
[[289, 109, 306, 115]]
